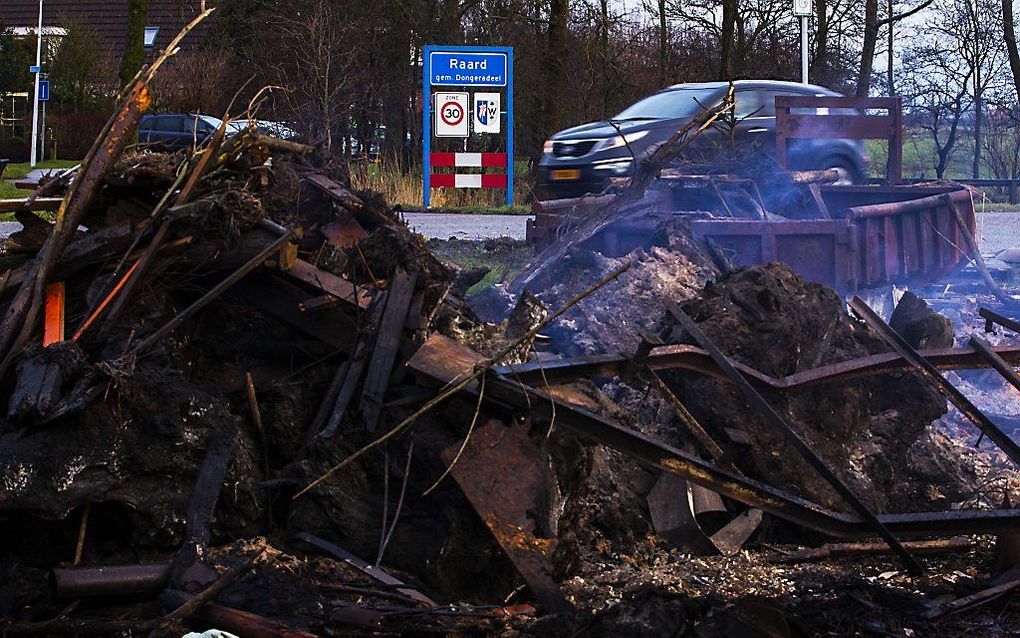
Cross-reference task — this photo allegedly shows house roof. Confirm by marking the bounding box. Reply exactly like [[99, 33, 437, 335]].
[[0, 1, 221, 61]]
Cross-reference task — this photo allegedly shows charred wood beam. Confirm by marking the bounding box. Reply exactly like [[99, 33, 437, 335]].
[[135, 230, 297, 354], [171, 427, 237, 586], [161, 590, 319, 638], [284, 259, 371, 309], [408, 335, 1020, 539], [664, 299, 924, 575], [0, 222, 135, 295], [0, 82, 151, 376], [849, 296, 1020, 469], [51, 563, 171, 599], [771, 538, 974, 564], [100, 118, 232, 334], [232, 274, 357, 353], [361, 269, 417, 433]]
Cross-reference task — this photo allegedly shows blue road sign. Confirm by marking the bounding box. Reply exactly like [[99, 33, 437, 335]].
[[423, 45, 514, 208], [39, 80, 49, 102], [428, 50, 507, 87], [29, 65, 40, 73]]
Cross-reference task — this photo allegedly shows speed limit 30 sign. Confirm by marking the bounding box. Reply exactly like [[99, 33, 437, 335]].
[[434, 92, 469, 137]]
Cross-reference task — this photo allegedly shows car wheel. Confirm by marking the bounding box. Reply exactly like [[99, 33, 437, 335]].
[[822, 157, 861, 185]]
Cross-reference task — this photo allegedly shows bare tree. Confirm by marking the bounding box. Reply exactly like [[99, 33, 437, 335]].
[[926, 0, 1006, 177], [254, 0, 362, 151], [900, 39, 973, 177], [856, 0, 933, 96], [983, 105, 1020, 182], [1005, 0, 1020, 99]]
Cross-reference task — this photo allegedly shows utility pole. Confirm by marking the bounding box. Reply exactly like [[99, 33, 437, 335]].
[[29, 0, 43, 167], [800, 15, 809, 83], [794, 0, 812, 84]]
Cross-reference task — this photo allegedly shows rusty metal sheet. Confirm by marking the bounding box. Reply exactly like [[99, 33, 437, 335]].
[[443, 417, 571, 613], [322, 218, 368, 248], [647, 473, 718, 555], [407, 335, 1020, 539], [665, 299, 923, 575], [849, 296, 1020, 469], [495, 342, 1020, 392], [710, 509, 763, 556]]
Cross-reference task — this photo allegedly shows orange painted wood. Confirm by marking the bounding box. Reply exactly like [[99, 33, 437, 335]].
[[43, 282, 65, 346]]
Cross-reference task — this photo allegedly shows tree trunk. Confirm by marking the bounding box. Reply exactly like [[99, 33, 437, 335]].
[[541, 0, 569, 154], [886, 0, 895, 95], [856, 0, 879, 96], [601, 0, 611, 115], [658, 0, 668, 84], [1004, 0, 1020, 99], [973, 93, 983, 178], [812, 0, 829, 77], [118, 0, 150, 86], [719, 0, 738, 80]]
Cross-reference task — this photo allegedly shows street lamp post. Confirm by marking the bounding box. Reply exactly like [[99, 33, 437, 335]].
[[29, 0, 43, 167], [793, 0, 812, 84]]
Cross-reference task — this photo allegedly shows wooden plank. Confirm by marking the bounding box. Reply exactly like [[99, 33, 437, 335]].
[[304, 173, 365, 210], [284, 259, 372, 309], [360, 270, 417, 433], [231, 274, 358, 353], [0, 222, 134, 294], [0, 197, 63, 213], [43, 282, 65, 346]]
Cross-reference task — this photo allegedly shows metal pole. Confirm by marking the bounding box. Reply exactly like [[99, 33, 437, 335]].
[[40, 95, 46, 160], [800, 15, 809, 84], [29, 0, 43, 167]]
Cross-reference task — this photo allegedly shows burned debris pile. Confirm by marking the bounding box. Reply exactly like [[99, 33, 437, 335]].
[[3, 85, 1020, 638]]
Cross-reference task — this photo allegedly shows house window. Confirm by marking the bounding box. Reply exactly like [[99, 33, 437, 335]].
[[144, 27, 159, 48]]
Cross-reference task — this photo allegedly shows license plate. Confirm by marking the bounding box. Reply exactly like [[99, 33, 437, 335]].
[[550, 169, 581, 181]]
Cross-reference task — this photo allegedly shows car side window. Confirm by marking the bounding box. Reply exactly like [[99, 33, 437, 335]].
[[757, 91, 793, 117], [733, 91, 766, 119]]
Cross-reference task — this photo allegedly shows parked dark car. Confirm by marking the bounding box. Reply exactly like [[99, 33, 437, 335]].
[[138, 114, 221, 151], [537, 80, 868, 200], [138, 114, 297, 151]]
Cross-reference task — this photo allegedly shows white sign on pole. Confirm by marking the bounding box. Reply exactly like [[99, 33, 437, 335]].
[[472, 92, 501, 134], [434, 92, 469, 137], [792, 0, 812, 16]]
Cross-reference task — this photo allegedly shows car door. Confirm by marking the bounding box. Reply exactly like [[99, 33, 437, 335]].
[[726, 89, 775, 164], [149, 115, 177, 150]]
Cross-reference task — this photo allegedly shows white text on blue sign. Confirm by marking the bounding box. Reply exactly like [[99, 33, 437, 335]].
[[429, 52, 507, 87]]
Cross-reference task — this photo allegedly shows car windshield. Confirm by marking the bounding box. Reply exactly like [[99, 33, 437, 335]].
[[613, 87, 722, 121]]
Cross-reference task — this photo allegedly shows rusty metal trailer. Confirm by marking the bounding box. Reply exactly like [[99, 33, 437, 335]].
[[527, 95, 978, 295], [528, 183, 976, 295]]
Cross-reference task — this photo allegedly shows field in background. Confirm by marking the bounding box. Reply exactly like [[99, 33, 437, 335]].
[[349, 160, 534, 212], [1, 160, 79, 200]]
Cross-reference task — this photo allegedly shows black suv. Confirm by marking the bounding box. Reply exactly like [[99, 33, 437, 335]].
[[537, 80, 868, 200]]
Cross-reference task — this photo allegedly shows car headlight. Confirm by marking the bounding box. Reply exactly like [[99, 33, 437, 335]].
[[543, 140, 554, 154], [592, 158, 633, 175], [593, 130, 649, 153]]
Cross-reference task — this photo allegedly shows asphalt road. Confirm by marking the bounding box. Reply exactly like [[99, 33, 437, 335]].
[[2, 211, 1017, 252], [977, 212, 1020, 255], [401, 212, 532, 241]]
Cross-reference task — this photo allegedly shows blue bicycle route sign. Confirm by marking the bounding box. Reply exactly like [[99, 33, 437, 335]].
[[422, 45, 514, 208]]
